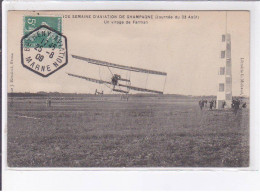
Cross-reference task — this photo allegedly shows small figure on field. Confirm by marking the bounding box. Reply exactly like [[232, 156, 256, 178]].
[[199, 100, 203, 110], [213, 100, 216, 109], [232, 99, 240, 115], [204, 100, 208, 108], [46, 98, 51, 107], [209, 100, 214, 110], [222, 101, 226, 109], [199, 99, 207, 110]]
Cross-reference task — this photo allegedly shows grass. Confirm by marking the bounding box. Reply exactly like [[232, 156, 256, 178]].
[[7, 96, 249, 167]]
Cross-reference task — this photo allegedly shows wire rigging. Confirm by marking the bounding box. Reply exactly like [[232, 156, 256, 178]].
[[163, 76, 167, 93], [145, 73, 149, 89]]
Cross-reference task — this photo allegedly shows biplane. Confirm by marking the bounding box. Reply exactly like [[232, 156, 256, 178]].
[[67, 54, 167, 95]]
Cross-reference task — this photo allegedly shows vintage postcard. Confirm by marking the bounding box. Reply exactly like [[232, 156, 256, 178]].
[[7, 10, 250, 168]]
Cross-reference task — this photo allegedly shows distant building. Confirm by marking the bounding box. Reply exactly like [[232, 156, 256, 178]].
[[217, 34, 232, 109]]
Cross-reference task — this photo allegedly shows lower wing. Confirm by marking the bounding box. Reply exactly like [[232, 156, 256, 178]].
[[67, 73, 111, 85]]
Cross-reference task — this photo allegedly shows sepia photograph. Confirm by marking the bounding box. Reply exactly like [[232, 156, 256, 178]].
[[7, 10, 250, 168]]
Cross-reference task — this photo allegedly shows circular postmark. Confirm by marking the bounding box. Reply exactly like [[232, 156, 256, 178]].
[[21, 25, 68, 77]]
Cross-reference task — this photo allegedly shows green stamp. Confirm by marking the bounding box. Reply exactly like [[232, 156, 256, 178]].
[[24, 16, 62, 35], [23, 16, 62, 49], [21, 16, 68, 77]]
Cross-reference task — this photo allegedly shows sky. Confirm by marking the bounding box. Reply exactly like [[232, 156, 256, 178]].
[[8, 11, 250, 96]]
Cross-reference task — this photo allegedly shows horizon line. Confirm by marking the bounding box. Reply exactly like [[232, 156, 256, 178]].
[[7, 92, 249, 98]]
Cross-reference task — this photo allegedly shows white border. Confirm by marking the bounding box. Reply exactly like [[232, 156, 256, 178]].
[[2, 0, 260, 190]]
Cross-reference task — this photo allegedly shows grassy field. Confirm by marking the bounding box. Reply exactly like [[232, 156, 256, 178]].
[[7, 96, 249, 167]]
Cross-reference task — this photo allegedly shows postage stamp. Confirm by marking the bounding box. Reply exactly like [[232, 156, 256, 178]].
[[7, 11, 250, 168], [23, 16, 62, 34], [21, 16, 67, 77]]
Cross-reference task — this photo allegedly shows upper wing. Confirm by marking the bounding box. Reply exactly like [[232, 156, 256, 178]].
[[67, 73, 112, 85], [71, 54, 167, 76], [119, 83, 163, 94]]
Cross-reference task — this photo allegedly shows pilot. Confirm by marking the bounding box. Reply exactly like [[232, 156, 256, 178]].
[[112, 75, 120, 87]]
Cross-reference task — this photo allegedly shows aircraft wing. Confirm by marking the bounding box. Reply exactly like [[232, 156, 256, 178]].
[[67, 73, 163, 94], [67, 73, 111, 85], [72, 54, 167, 76], [119, 83, 163, 94]]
